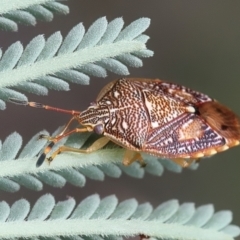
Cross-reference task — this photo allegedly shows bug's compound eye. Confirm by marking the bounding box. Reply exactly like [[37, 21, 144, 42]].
[[94, 124, 104, 135]]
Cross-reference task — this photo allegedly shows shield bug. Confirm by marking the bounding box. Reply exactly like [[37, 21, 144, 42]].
[[10, 78, 240, 167]]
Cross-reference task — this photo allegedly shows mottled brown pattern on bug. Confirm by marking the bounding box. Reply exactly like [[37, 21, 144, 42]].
[[97, 79, 149, 149], [22, 77, 240, 167], [79, 78, 240, 161], [178, 118, 204, 141], [198, 101, 240, 147], [142, 90, 187, 128]]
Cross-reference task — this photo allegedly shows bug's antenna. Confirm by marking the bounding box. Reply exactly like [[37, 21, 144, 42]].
[[9, 98, 80, 115]]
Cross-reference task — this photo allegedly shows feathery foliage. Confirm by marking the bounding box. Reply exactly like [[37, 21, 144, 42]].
[[0, 0, 69, 31], [0, 194, 239, 239], [0, 130, 198, 192], [0, 17, 153, 110], [0, 1, 238, 240]]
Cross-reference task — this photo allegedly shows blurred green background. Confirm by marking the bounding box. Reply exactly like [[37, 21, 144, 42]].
[[1, 0, 240, 237]]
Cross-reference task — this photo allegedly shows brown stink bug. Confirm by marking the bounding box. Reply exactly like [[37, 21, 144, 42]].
[[10, 78, 240, 167]]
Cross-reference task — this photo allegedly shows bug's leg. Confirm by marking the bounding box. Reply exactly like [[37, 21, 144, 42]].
[[39, 116, 79, 141], [139, 234, 149, 240], [185, 158, 197, 167], [122, 150, 146, 167], [37, 127, 91, 167], [47, 136, 110, 163], [195, 158, 201, 163], [171, 158, 196, 168]]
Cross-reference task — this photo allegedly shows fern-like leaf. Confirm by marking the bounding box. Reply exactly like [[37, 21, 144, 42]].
[[0, 0, 69, 31], [0, 194, 238, 239], [0, 17, 153, 110], [0, 130, 198, 192]]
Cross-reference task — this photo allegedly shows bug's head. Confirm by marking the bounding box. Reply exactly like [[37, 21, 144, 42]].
[[79, 103, 109, 135], [198, 101, 240, 145]]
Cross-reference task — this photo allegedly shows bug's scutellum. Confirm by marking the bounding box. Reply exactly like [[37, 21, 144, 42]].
[[10, 78, 240, 168]]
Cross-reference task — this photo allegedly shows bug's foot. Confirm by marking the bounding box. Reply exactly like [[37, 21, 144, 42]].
[[122, 151, 146, 167], [139, 234, 149, 240], [47, 149, 62, 164], [39, 134, 52, 140], [139, 161, 147, 168], [47, 157, 53, 164], [195, 158, 201, 163], [171, 158, 196, 168], [137, 153, 146, 167]]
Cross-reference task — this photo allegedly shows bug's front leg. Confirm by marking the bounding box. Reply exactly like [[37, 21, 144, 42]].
[[37, 126, 92, 167], [47, 136, 110, 163], [39, 116, 80, 141], [122, 150, 146, 167]]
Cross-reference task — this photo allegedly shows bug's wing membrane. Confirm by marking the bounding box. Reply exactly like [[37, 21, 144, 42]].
[[198, 101, 240, 142]]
